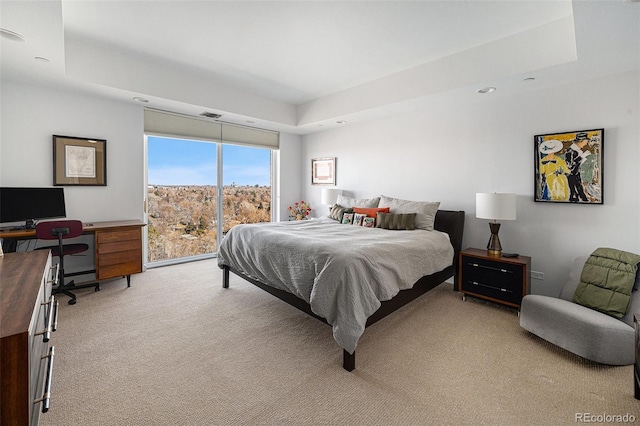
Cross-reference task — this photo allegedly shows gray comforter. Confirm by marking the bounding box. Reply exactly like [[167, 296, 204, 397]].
[[217, 217, 453, 353]]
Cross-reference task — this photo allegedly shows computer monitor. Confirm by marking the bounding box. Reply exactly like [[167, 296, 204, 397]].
[[0, 187, 66, 229]]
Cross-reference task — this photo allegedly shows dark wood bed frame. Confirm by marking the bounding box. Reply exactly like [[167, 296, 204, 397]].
[[221, 210, 465, 371]]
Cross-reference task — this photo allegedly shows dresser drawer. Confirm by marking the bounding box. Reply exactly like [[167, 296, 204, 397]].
[[97, 228, 140, 244], [30, 257, 57, 426], [30, 256, 53, 394], [30, 313, 49, 426], [95, 228, 142, 281], [98, 259, 142, 279]]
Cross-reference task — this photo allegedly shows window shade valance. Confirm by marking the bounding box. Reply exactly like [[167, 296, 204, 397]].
[[144, 109, 279, 149]]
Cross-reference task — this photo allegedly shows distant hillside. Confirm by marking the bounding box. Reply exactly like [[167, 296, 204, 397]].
[[147, 185, 270, 262]]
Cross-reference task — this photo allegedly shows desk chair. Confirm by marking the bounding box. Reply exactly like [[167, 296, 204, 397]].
[[36, 220, 100, 305]]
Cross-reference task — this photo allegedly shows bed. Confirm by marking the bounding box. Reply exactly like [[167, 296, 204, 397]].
[[218, 208, 465, 371]]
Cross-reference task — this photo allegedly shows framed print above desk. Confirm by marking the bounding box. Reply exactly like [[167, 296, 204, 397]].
[[53, 135, 107, 186]]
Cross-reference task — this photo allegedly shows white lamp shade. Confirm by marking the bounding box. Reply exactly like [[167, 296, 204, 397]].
[[321, 188, 342, 205], [476, 193, 516, 221]]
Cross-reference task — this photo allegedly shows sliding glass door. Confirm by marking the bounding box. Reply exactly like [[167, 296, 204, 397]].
[[221, 144, 272, 234], [146, 136, 272, 265]]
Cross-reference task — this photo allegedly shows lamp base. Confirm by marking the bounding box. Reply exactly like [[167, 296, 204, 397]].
[[487, 222, 502, 256]]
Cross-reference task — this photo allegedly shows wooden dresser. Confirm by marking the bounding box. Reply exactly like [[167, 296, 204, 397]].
[[1, 251, 58, 426]]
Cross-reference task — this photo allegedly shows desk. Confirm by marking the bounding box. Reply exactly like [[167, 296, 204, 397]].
[[0, 220, 145, 286]]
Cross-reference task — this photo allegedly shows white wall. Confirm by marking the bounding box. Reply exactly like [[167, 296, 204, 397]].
[[1, 81, 145, 222], [277, 132, 302, 221], [301, 70, 640, 297]]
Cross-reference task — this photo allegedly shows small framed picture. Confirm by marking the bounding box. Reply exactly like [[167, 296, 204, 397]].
[[342, 212, 353, 224], [534, 129, 603, 204], [53, 135, 107, 186], [353, 213, 366, 226], [363, 217, 375, 228], [311, 157, 336, 185]]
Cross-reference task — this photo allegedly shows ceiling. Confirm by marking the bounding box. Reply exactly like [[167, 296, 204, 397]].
[[1, 1, 638, 134]]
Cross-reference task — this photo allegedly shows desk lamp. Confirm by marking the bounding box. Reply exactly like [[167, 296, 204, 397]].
[[476, 193, 516, 256]]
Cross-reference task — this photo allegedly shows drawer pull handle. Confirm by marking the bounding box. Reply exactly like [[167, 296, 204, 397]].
[[52, 297, 59, 332], [48, 263, 61, 286], [470, 262, 513, 274], [468, 280, 513, 293], [37, 296, 58, 342], [34, 346, 55, 413]]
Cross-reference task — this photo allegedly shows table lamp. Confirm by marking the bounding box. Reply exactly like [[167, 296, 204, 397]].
[[476, 193, 516, 256], [321, 188, 342, 206]]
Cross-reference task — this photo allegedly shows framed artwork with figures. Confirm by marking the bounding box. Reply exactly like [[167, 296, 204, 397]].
[[534, 128, 603, 204]]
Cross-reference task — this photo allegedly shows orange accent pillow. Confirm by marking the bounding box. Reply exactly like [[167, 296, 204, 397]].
[[353, 207, 390, 225]]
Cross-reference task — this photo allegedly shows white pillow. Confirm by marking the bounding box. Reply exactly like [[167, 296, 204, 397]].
[[378, 195, 440, 231], [336, 194, 380, 208]]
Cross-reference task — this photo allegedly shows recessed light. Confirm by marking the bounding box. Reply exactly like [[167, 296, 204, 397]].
[[0, 28, 25, 42], [133, 97, 149, 103], [35, 57, 50, 63], [336, 120, 347, 124], [476, 87, 496, 94]]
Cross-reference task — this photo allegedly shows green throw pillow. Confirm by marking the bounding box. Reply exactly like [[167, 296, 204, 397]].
[[375, 212, 417, 230], [329, 204, 353, 222]]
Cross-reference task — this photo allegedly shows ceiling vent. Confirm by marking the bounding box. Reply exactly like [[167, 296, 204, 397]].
[[200, 112, 222, 119]]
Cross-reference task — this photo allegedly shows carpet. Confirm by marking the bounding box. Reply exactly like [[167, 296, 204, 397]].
[[40, 259, 639, 425]]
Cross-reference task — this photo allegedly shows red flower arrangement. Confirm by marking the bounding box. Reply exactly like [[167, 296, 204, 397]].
[[288, 200, 311, 220]]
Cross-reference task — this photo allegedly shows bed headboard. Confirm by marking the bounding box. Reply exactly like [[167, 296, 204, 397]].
[[434, 210, 465, 265]]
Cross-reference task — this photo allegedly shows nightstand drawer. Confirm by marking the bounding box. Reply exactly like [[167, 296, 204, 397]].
[[461, 275, 523, 305], [461, 258, 522, 290]]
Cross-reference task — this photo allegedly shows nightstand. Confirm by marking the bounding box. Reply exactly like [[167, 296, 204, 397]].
[[458, 248, 531, 310]]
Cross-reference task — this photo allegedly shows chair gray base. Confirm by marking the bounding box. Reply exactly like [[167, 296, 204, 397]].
[[520, 294, 634, 366]]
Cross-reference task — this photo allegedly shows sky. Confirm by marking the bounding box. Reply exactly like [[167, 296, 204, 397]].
[[147, 136, 271, 186]]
